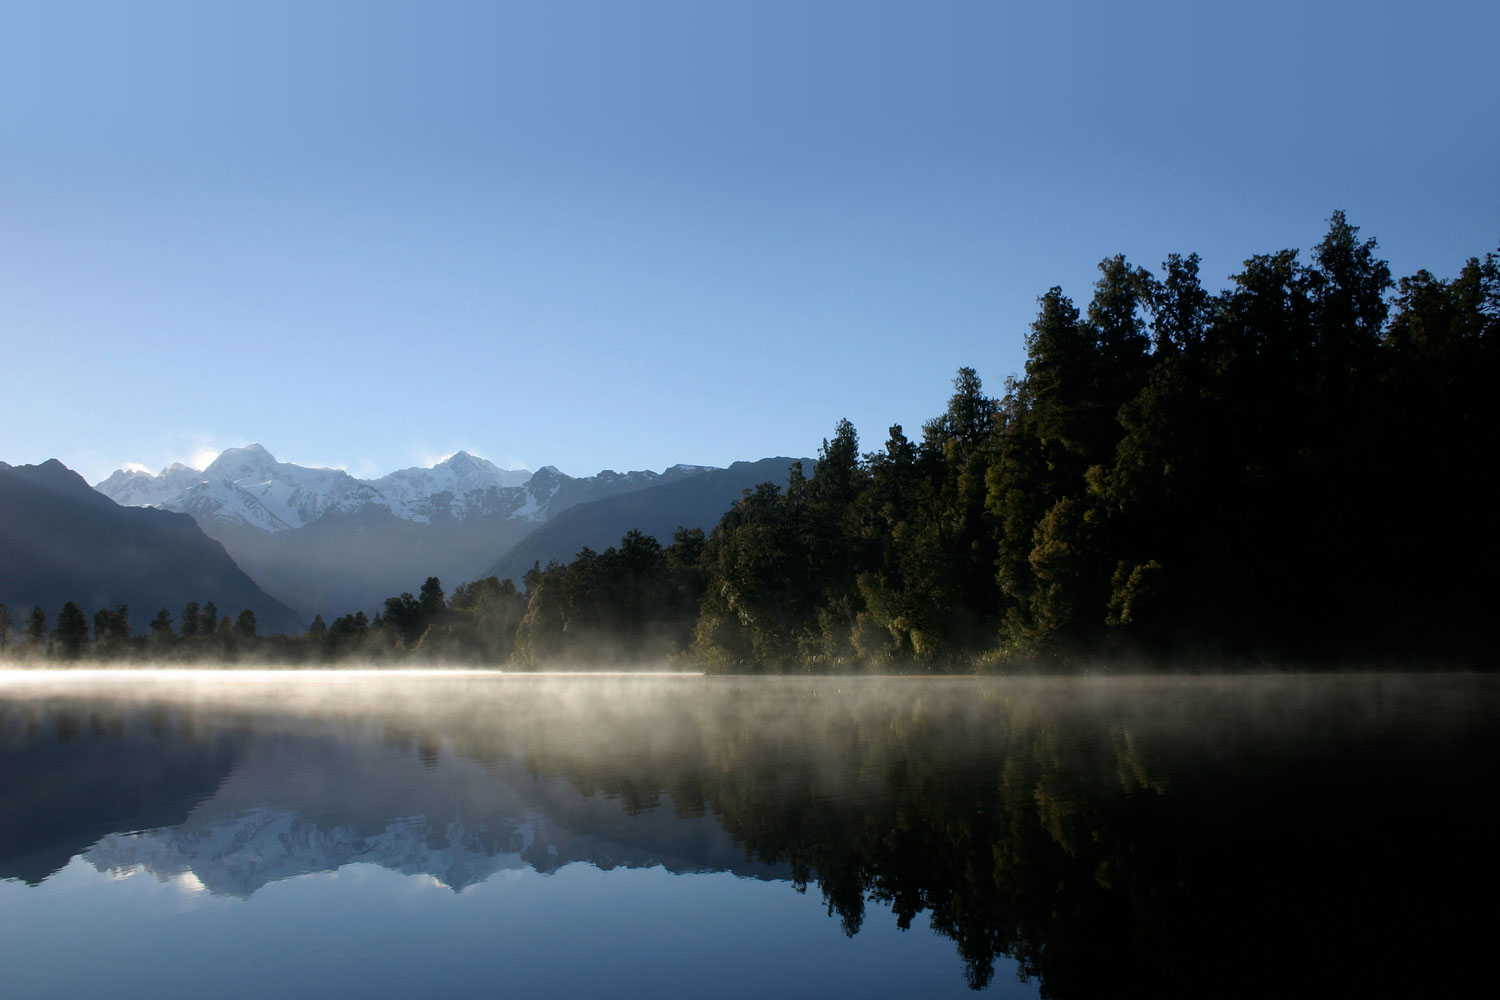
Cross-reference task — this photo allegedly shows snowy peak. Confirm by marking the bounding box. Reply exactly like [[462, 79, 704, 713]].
[[95, 445, 364, 533], [95, 446, 550, 533], [202, 443, 282, 483], [93, 447, 718, 536], [181, 446, 362, 532], [85, 808, 543, 898], [371, 451, 532, 506], [95, 462, 203, 508]]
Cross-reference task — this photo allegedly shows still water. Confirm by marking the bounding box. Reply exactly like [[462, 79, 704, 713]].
[[1, 671, 1495, 998]]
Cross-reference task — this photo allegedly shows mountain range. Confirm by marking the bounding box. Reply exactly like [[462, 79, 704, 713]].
[[92, 446, 805, 623], [0, 699, 786, 891], [95, 445, 664, 535], [82, 733, 784, 897]]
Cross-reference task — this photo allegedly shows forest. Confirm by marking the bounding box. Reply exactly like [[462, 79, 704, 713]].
[[4, 214, 1496, 671]]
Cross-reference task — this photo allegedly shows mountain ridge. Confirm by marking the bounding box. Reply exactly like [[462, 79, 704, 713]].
[[487, 457, 812, 586], [0, 459, 303, 634], [96, 446, 543, 533], [92, 446, 732, 619]]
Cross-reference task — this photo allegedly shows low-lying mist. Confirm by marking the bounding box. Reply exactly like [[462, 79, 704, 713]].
[[3, 668, 1488, 776]]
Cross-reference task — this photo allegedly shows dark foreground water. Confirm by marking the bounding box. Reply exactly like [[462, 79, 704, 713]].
[[0, 671, 1495, 999]]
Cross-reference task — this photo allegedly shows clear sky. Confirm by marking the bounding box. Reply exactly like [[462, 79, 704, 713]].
[[2, 0, 1495, 485]]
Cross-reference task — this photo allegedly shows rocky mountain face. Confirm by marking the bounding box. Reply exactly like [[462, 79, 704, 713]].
[[94, 446, 717, 620], [0, 459, 303, 635]]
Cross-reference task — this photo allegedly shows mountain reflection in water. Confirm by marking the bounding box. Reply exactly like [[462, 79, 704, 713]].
[[1, 671, 1495, 998]]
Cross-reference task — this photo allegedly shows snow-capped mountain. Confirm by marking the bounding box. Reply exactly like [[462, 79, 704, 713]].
[[95, 445, 714, 536], [95, 445, 543, 533], [91, 445, 720, 619], [373, 450, 534, 506], [93, 461, 204, 508], [85, 808, 546, 897], [78, 731, 783, 899]]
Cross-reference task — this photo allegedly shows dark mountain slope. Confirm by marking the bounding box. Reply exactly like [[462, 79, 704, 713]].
[[485, 457, 810, 586], [0, 460, 302, 634]]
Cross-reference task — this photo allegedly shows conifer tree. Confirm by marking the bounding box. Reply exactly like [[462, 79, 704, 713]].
[[26, 607, 46, 650], [180, 601, 200, 639], [54, 602, 90, 660]]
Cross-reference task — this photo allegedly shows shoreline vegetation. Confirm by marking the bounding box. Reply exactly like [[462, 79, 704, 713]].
[[3, 215, 1495, 674]]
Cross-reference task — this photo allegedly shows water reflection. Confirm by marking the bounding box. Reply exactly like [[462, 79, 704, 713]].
[[1, 672, 1495, 997]]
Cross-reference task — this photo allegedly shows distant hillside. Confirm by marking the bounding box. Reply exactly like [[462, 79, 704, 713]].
[[485, 458, 810, 586], [0, 460, 302, 635]]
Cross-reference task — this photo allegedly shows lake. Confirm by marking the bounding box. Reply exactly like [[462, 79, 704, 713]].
[[1, 670, 1495, 998]]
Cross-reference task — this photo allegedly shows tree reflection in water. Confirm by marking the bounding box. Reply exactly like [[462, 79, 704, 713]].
[[2, 673, 1494, 997]]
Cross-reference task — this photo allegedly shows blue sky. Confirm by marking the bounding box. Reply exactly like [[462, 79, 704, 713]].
[[2, 0, 1496, 485]]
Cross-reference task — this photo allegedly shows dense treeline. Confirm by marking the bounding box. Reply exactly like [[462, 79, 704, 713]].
[[0, 598, 277, 664], [693, 214, 1498, 669], [3, 216, 1493, 670]]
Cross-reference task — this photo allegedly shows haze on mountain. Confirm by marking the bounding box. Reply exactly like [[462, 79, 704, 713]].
[[94, 445, 781, 621], [0, 459, 301, 636]]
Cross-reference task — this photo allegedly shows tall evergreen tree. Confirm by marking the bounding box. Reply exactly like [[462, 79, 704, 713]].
[[92, 605, 131, 653], [917, 368, 1001, 655], [53, 602, 89, 660], [26, 607, 46, 650], [383, 592, 424, 648], [149, 608, 175, 641], [418, 577, 447, 626], [180, 601, 200, 639]]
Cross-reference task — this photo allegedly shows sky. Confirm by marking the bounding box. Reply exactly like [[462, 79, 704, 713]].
[[2, 0, 1496, 486]]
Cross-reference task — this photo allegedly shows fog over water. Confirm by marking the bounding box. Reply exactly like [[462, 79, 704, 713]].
[[1, 670, 1495, 998]]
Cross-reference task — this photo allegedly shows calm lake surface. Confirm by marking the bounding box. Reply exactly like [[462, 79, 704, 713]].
[[1, 670, 1495, 998]]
